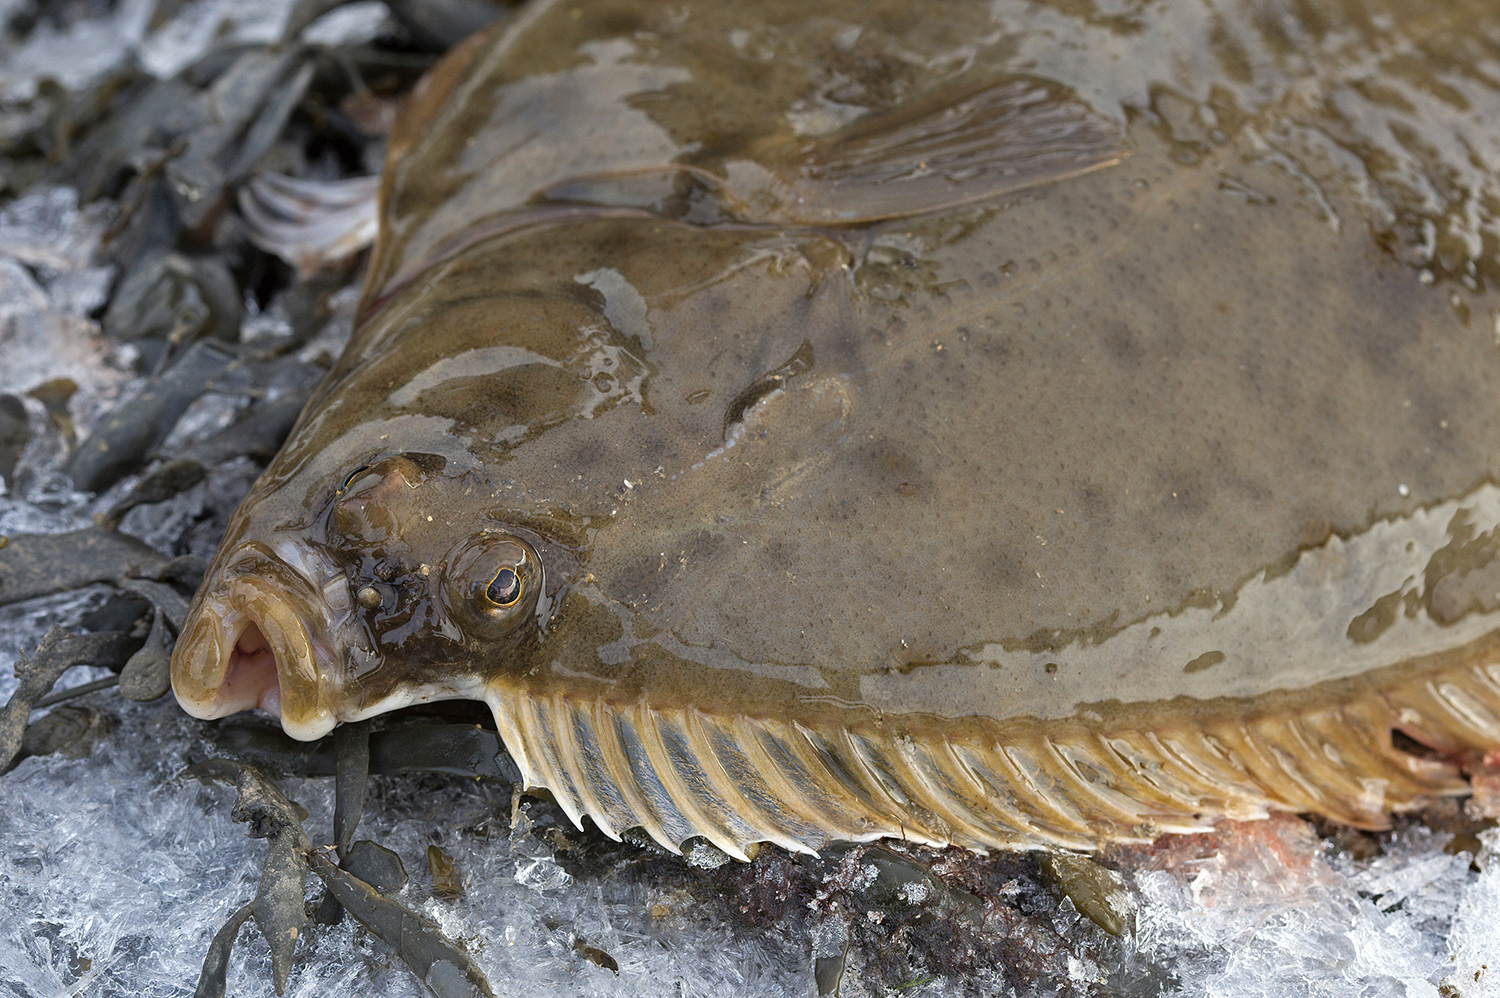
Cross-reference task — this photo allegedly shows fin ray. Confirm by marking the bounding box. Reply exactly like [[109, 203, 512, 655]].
[[526, 80, 1125, 227], [485, 656, 1500, 855], [751, 79, 1125, 224]]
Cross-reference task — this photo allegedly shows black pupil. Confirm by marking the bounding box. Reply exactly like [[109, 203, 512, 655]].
[[487, 568, 520, 606]]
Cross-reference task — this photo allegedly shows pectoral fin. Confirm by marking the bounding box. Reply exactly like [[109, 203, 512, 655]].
[[531, 79, 1125, 227], [752, 78, 1126, 224]]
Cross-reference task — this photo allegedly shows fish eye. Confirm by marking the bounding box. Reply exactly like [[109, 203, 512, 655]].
[[337, 465, 372, 495], [486, 567, 522, 607], [443, 532, 541, 637]]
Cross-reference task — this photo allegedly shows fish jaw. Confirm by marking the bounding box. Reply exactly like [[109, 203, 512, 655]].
[[171, 542, 348, 741]]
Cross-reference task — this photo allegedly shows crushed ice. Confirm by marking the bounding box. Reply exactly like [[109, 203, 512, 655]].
[[1129, 815, 1489, 997]]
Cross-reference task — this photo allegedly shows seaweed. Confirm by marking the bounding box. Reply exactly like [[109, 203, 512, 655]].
[[187, 750, 498, 998], [0, 626, 141, 771]]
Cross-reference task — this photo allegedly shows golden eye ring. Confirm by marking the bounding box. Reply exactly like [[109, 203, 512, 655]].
[[442, 532, 541, 639]]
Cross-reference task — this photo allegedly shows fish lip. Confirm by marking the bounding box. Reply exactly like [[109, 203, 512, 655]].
[[170, 545, 342, 741]]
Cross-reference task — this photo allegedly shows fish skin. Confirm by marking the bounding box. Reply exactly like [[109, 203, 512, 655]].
[[173, 0, 1500, 855]]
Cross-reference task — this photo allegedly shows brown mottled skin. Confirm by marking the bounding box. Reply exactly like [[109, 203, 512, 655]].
[[173, 0, 1500, 854]]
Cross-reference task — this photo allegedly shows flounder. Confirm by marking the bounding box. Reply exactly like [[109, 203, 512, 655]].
[[172, 0, 1500, 857]]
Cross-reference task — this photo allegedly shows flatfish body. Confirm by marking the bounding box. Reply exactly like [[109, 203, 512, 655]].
[[172, 0, 1500, 855]]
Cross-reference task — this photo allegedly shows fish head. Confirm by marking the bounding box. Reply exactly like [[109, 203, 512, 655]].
[[170, 452, 544, 740]]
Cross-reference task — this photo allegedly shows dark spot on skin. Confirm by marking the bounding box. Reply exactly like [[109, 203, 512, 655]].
[[408, 366, 581, 438], [1074, 481, 1109, 519], [611, 530, 725, 607], [612, 551, 668, 607], [1347, 590, 1404, 644], [761, 537, 798, 571], [1428, 560, 1500, 626], [823, 496, 858, 522], [862, 439, 925, 492], [400, 453, 448, 477], [681, 529, 725, 567], [592, 3, 646, 30], [570, 437, 613, 473], [975, 328, 1015, 367], [1336, 286, 1410, 377], [1017, 628, 1077, 655], [637, 429, 672, 467], [1156, 462, 1208, 517], [979, 543, 1029, 589], [1102, 319, 1144, 366], [1183, 650, 1225, 674], [1423, 517, 1500, 625]]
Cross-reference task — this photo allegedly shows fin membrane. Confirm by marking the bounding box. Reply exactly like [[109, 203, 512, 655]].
[[531, 79, 1125, 227], [240, 172, 380, 271], [773, 77, 1126, 224], [486, 655, 1496, 858]]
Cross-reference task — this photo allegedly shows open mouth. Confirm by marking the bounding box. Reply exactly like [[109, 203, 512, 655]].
[[222, 620, 283, 715], [171, 569, 339, 742]]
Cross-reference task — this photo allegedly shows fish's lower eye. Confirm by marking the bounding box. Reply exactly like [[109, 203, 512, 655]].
[[442, 532, 539, 638], [486, 568, 521, 606]]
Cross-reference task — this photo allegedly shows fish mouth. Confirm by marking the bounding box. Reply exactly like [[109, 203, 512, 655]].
[[171, 549, 342, 741]]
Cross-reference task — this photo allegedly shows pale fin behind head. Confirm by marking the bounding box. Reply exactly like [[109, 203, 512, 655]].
[[240, 173, 380, 274], [483, 652, 1494, 857], [532, 79, 1126, 227]]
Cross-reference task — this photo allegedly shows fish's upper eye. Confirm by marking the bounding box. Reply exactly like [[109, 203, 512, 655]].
[[486, 567, 522, 607], [336, 465, 372, 494]]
